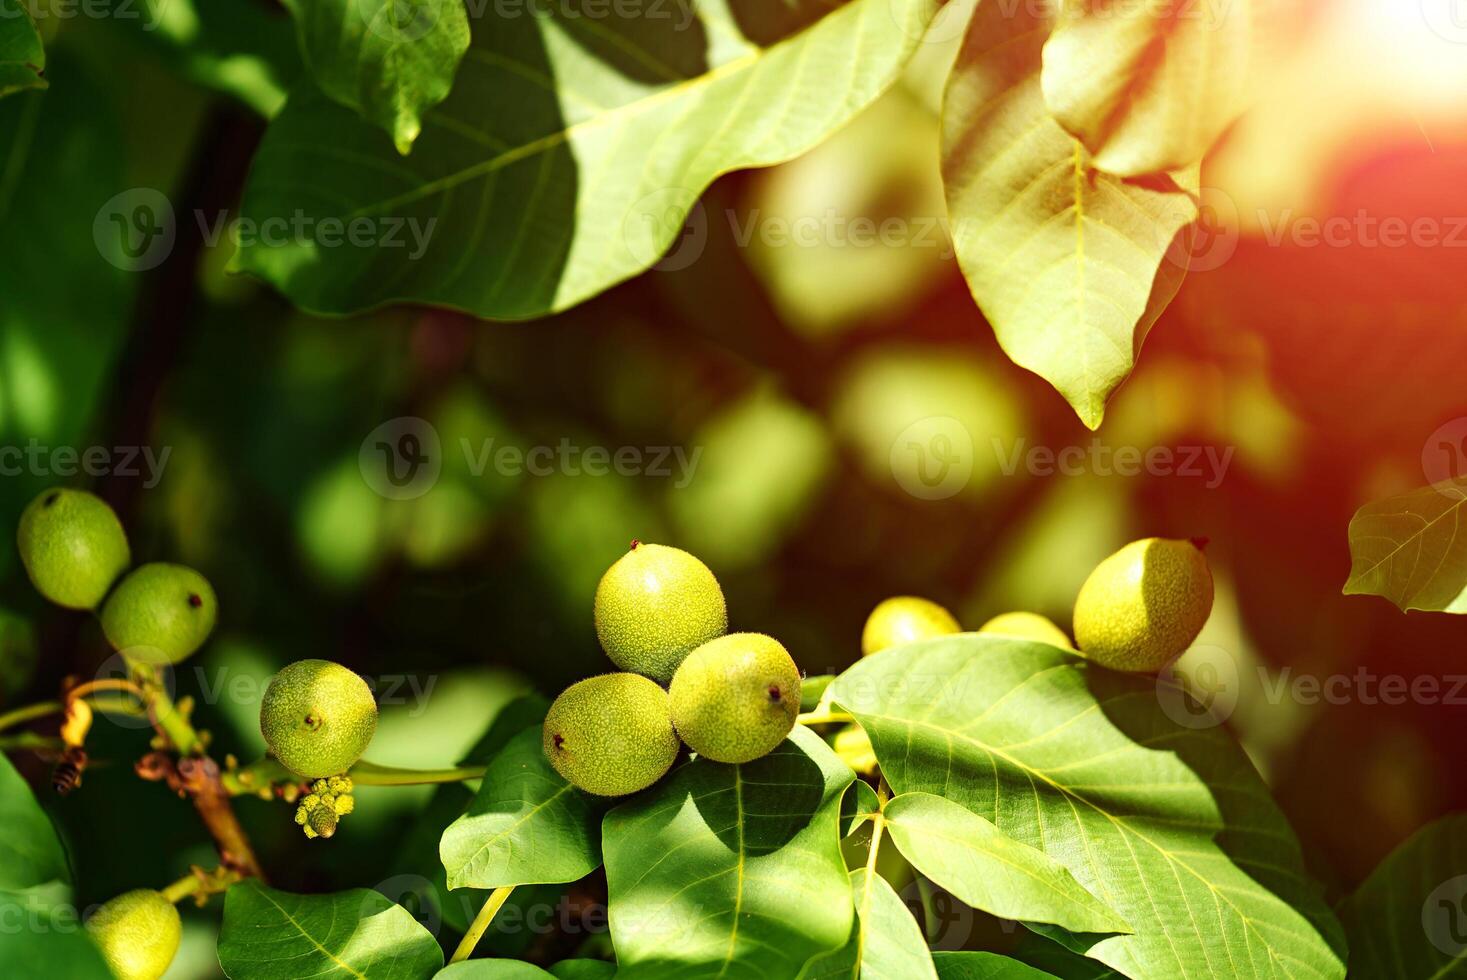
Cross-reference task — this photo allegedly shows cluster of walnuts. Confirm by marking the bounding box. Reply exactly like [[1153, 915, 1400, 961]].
[[542, 541, 803, 796]]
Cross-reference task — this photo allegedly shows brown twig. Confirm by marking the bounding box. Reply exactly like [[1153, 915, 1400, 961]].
[[137, 751, 265, 879]]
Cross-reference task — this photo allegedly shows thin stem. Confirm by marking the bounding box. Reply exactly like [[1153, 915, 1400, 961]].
[[0, 701, 61, 733], [347, 760, 487, 786], [68, 678, 145, 702], [0, 733, 65, 752], [134, 667, 203, 756], [160, 865, 243, 905], [450, 886, 514, 964], [797, 709, 854, 726]]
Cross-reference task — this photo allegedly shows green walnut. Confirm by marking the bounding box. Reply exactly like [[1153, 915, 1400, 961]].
[[860, 596, 960, 656], [260, 659, 378, 778], [979, 611, 1074, 650], [669, 633, 801, 764], [1073, 537, 1214, 673], [100, 563, 218, 664], [86, 889, 180, 980], [17, 488, 130, 610], [593, 541, 727, 683], [543, 673, 680, 796]]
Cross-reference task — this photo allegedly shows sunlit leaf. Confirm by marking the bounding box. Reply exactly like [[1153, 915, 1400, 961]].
[[802, 867, 939, 980], [236, 0, 938, 318], [1343, 478, 1467, 613], [219, 880, 444, 978], [440, 727, 608, 890], [1338, 814, 1467, 978], [829, 635, 1346, 979], [437, 961, 556, 978], [1041, 0, 1250, 175], [941, 0, 1197, 429], [882, 792, 1128, 934], [280, 0, 469, 152], [933, 951, 1064, 979], [604, 726, 854, 979], [0, 0, 44, 98]]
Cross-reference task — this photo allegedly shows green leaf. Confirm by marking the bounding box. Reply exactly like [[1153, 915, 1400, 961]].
[[0, 756, 108, 977], [440, 726, 608, 891], [603, 725, 855, 979], [801, 675, 836, 712], [0, 904, 112, 980], [1343, 479, 1467, 613], [436, 962, 555, 978], [840, 779, 881, 838], [932, 951, 1062, 979], [279, 0, 469, 152], [0, 0, 44, 98], [941, 0, 1197, 429], [0, 752, 70, 893], [1041, 0, 1250, 175], [235, 0, 938, 319], [829, 635, 1346, 979], [1012, 934, 1124, 979], [218, 880, 444, 979], [802, 867, 939, 980], [1337, 813, 1467, 979], [548, 961, 615, 980], [111, 0, 301, 116], [882, 792, 1128, 934]]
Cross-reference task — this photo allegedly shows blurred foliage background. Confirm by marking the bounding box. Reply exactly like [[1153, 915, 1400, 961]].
[[4, 0, 1467, 975]]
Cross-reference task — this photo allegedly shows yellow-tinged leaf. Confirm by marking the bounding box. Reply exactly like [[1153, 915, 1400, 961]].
[[942, 0, 1198, 429], [1041, 0, 1251, 176]]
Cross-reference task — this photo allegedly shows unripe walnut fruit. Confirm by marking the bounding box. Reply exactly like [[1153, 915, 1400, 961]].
[[100, 563, 218, 664], [260, 659, 378, 778], [86, 889, 180, 980], [17, 489, 130, 610]]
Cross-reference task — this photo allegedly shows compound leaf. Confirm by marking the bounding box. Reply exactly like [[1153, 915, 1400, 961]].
[[829, 634, 1346, 979], [1337, 814, 1467, 979], [1343, 478, 1467, 613], [882, 792, 1128, 934], [1041, 0, 1250, 175], [801, 867, 939, 980], [280, 0, 469, 152], [603, 725, 854, 979], [218, 880, 444, 979], [236, 0, 937, 319], [440, 727, 608, 890], [942, 0, 1197, 429]]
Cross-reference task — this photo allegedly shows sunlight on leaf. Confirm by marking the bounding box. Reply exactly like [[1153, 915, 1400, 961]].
[[802, 867, 939, 980], [1344, 478, 1467, 613], [941, 0, 1197, 429], [830, 635, 1346, 979], [1041, 0, 1250, 175], [280, 0, 470, 152], [236, 0, 938, 318], [604, 726, 854, 979], [218, 880, 443, 978]]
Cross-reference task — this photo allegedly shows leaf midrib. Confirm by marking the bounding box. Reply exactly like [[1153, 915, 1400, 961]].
[[345, 4, 871, 220]]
